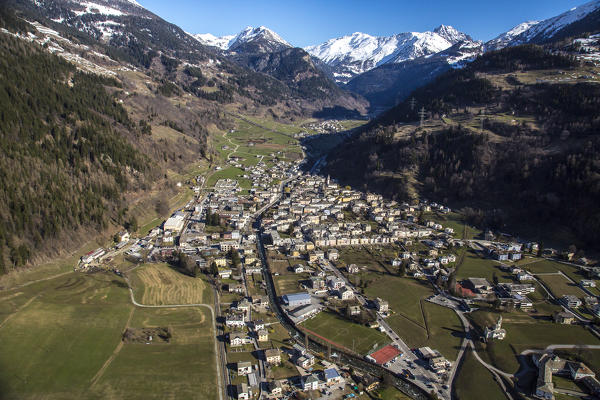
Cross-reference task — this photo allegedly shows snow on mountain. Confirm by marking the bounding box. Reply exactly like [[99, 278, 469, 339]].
[[305, 26, 470, 83], [521, 0, 600, 41], [192, 33, 235, 50], [484, 21, 540, 51], [486, 0, 600, 50], [433, 24, 471, 43], [227, 26, 291, 52], [192, 26, 291, 53]]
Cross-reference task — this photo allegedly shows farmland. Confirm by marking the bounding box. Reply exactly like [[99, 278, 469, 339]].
[[0, 268, 219, 400], [129, 263, 211, 305]]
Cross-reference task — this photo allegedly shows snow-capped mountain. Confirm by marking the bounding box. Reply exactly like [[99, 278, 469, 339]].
[[486, 0, 600, 50], [305, 25, 472, 84], [192, 33, 235, 50], [193, 26, 291, 54], [484, 21, 540, 51]]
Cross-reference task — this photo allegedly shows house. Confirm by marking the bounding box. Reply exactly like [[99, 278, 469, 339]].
[[348, 305, 361, 315], [257, 329, 269, 342], [251, 320, 265, 331], [302, 374, 320, 391], [418, 347, 450, 372], [282, 292, 311, 307], [517, 271, 535, 282], [327, 249, 339, 261], [324, 368, 343, 385], [214, 257, 228, 267], [360, 374, 380, 392], [226, 313, 246, 328], [218, 269, 232, 279], [297, 354, 316, 368], [327, 276, 345, 290], [230, 332, 250, 347], [561, 295, 582, 308], [309, 277, 325, 289], [236, 383, 249, 400], [347, 264, 360, 274], [229, 284, 245, 294], [267, 380, 283, 396], [237, 361, 252, 375], [553, 311, 575, 325], [116, 231, 130, 242], [338, 287, 354, 301], [374, 297, 389, 313], [252, 295, 269, 308], [264, 348, 281, 365]]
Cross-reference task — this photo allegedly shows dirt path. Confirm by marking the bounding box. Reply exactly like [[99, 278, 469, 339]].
[[0, 271, 73, 292], [0, 293, 42, 329], [89, 306, 136, 387]]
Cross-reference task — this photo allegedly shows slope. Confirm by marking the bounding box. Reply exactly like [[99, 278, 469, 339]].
[[326, 44, 600, 249]]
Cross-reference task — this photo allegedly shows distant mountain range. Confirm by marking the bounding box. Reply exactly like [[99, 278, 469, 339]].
[[304, 25, 474, 84], [193, 0, 600, 114]]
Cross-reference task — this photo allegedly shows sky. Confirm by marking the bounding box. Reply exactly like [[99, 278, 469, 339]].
[[136, 0, 592, 47]]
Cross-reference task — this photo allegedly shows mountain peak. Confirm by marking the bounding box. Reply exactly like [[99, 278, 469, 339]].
[[229, 25, 291, 52], [433, 24, 471, 44]]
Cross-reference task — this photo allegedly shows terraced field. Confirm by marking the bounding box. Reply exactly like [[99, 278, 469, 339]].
[[130, 263, 208, 305]]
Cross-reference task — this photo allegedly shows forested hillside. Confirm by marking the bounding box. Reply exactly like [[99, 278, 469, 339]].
[[327, 45, 600, 248], [0, 33, 155, 271]]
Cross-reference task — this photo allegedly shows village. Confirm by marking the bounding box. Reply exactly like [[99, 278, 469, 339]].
[[75, 138, 600, 400]]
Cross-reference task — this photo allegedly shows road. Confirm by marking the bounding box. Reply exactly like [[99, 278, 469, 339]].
[[318, 259, 447, 397], [123, 275, 225, 400]]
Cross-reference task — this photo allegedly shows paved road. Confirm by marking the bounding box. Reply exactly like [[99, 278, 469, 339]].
[[318, 259, 447, 398]]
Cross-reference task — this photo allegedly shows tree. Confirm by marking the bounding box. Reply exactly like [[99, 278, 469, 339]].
[[209, 261, 218, 277], [537, 241, 544, 257], [229, 249, 241, 268], [125, 216, 138, 232], [399, 259, 409, 277], [155, 195, 170, 216], [492, 272, 499, 285], [177, 252, 196, 277]]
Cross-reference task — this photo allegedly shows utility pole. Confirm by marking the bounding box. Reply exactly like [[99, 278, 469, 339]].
[[418, 107, 427, 127], [409, 97, 417, 111]]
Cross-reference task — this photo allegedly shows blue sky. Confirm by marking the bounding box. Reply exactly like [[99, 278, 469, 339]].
[[137, 0, 590, 47]]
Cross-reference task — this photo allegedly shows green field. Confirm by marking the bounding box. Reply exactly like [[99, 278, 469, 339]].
[[469, 310, 600, 374], [538, 274, 587, 298], [365, 276, 433, 325], [301, 311, 389, 355], [0, 271, 218, 399], [455, 250, 512, 283], [454, 351, 507, 400], [94, 307, 218, 400], [360, 275, 468, 358], [424, 211, 482, 240]]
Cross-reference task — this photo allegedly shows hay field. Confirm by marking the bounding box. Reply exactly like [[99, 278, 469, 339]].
[[131, 263, 207, 305]]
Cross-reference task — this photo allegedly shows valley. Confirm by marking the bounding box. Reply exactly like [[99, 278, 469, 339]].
[[1, 1, 600, 400]]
